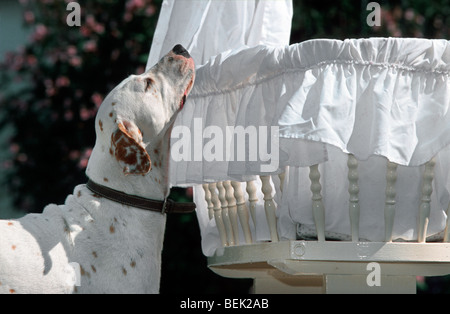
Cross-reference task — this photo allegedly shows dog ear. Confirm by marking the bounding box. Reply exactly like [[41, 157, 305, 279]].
[[111, 120, 151, 175]]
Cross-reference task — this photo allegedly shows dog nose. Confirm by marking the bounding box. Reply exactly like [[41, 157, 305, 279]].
[[172, 44, 191, 59]]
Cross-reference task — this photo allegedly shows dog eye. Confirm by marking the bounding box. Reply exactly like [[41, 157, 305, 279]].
[[145, 78, 154, 91]]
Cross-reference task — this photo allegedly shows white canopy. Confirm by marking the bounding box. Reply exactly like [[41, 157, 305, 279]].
[[147, 1, 450, 256]]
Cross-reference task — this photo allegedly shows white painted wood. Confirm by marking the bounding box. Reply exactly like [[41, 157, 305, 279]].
[[324, 274, 416, 294], [208, 241, 450, 294], [384, 160, 398, 242], [444, 202, 450, 242], [231, 181, 253, 244], [309, 165, 325, 242], [278, 170, 286, 193], [217, 181, 235, 246], [224, 180, 239, 245], [347, 154, 360, 242], [418, 158, 436, 243], [260, 175, 279, 242], [246, 180, 258, 230], [209, 241, 450, 270], [253, 275, 324, 294], [209, 183, 228, 247], [202, 183, 214, 220]]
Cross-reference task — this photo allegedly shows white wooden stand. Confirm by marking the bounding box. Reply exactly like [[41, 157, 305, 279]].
[[208, 241, 450, 294]]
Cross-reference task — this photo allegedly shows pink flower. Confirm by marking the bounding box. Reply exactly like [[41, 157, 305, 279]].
[[17, 153, 28, 163], [64, 110, 74, 121], [91, 93, 103, 108], [404, 9, 415, 21], [9, 144, 20, 154], [83, 40, 97, 53], [24, 11, 35, 24], [67, 45, 78, 56], [2, 160, 13, 170], [32, 24, 48, 42], [80, 25, 92, 37], [26, 55, 37, 67], [86, 15, 105, 34], [78, 148, 92, 169], [69, 150, 81, 160], [69, 56, 82, 67], [126, 0, 145, 11], [79, 108, 91, 121], [56, 76, 70, 87]]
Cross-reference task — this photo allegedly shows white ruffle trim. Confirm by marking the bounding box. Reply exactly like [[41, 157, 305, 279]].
[[171, 38, 450, 185]]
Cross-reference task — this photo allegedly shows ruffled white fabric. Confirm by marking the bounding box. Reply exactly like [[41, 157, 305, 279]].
[[169, 38, 450, 256], [173, 38, 450, 186], [146, 0, 293, 69], [147, 0, 293, 257]]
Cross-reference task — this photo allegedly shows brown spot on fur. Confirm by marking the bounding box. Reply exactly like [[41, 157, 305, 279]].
[[154, 149, 159, 154], [11, 245, 16, 250], [77, 191, 82, 197], [103, 177, 109, 182], [99, 120, 103, 132], [122, 267, 127, 275], [7, 222, 13, 226], [80, 266, 90, 278], [9, 289, 15, 294], [130, 261, 136, 268], [110, 224, 115, 233], [74, 286, 78, 293], [109, 112, 113, 118], [111, 102, 116, 106], [92, 251, 97, 258], [109, 148, 113, 155], [91, 265, 97, 273]]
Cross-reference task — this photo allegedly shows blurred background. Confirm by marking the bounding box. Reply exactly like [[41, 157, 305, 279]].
[[0, 0, 448, 294]]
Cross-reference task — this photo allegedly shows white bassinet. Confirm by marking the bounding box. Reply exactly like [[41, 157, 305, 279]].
[[170, 38, 450, 293]]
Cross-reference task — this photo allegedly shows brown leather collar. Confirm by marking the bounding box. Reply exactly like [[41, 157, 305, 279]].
[[86, 179, 196, 214]]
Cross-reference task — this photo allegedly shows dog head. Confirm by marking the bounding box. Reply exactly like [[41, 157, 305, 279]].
[[87, 45, 195, 177]]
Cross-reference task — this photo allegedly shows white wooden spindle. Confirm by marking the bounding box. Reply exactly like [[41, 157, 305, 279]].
[[231, 181, 253, 244], [309, 164, 325, 242], [418, 158, 436, 243], [203, 184, 214, 220], [224, 181, 239, 245], [260, 175, 279, 242], [384, 160, 398, 242], [444, 202, 450, 242], [209, 183, 228, 247], [278, 171, 286, 194], [217, 181, 235, 246], [347, 154, 360, 242], [246, 180, 258, 229]]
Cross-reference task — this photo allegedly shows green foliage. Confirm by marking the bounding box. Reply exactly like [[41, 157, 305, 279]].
[[0, 0, 162, 212], [290, 0, 449, 42]]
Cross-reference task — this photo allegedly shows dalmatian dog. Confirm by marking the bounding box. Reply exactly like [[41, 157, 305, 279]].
[[0, 45, 195, 294]]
